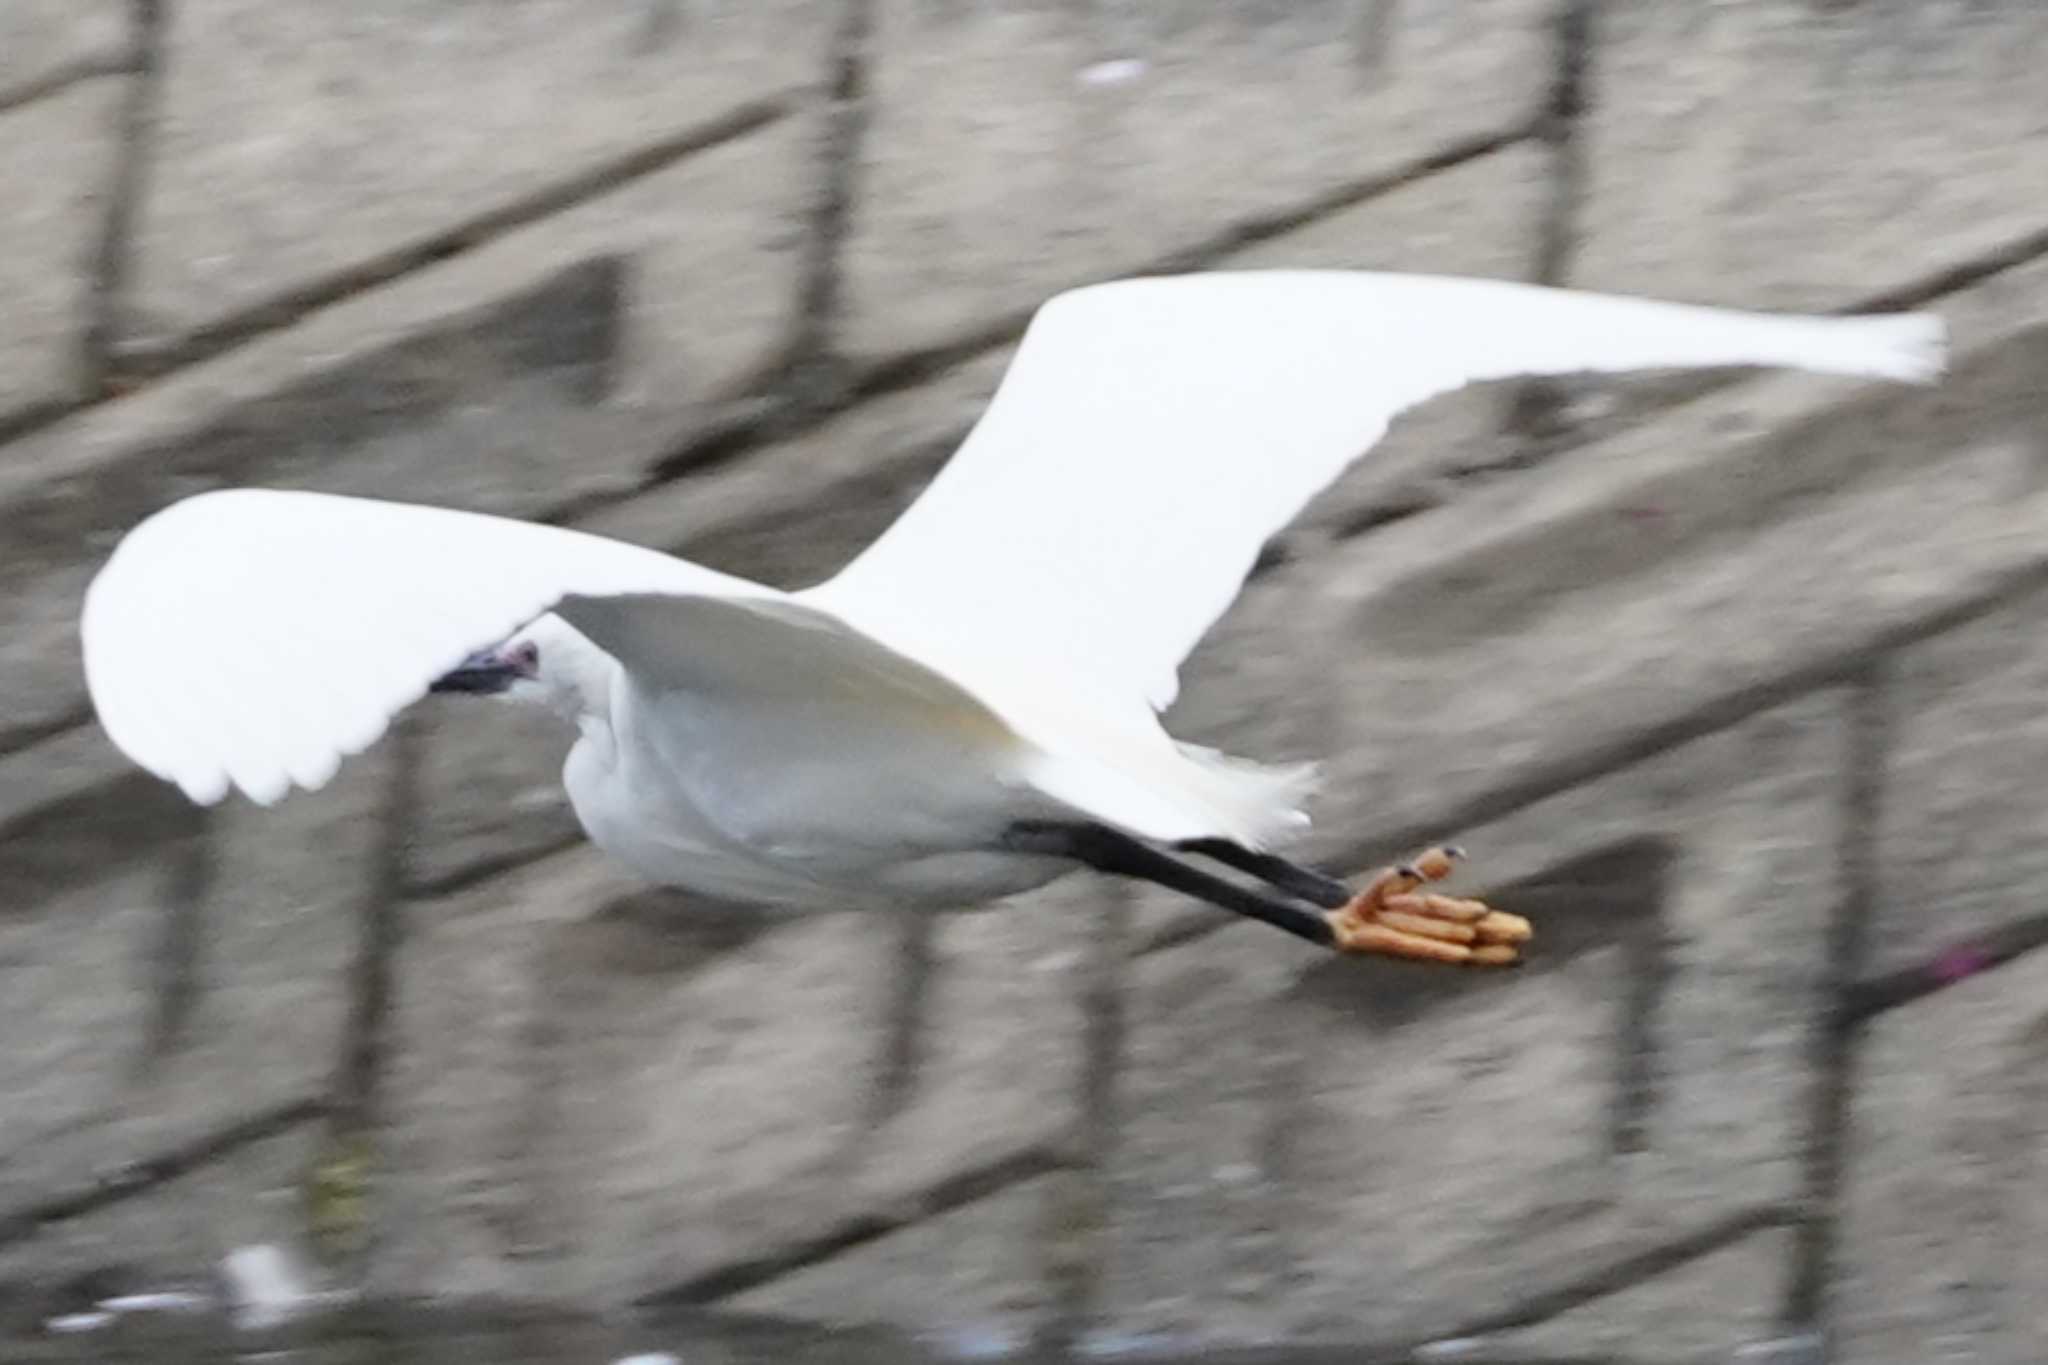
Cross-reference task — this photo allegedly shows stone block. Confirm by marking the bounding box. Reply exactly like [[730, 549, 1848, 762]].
[[0, 80, 119, 425], [0, 2, 125, 102], [375, 847, 643, 1300], [578, 346, 1013, 583], [857, 883, 1095, 1209], [0, 750, 389, 1218], [1473, 1229, 1794, 1365], [726, 1178, 1058, 1352], [1835, 949, 2048, 1364], [844, 0, 1554, 362], [377, 848, 899, 1303], [0, 1126, 322, 1336], [130, 0, 828, 343], [1096, 915, 1315, 1345], [403, 699, 579, 897], [1568, 1, 2048, 432], [1870, 586, 2048, 975], [0, 728, 136, 835], [1579, 2, 2048, 314], [0, 861, 167, 1169]]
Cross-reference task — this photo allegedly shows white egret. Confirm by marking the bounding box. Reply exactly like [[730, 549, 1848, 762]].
[[82, 272, 1945, 962]]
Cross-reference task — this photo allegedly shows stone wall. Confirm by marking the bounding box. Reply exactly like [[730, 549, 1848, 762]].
[[4, 3, 2047, 1360]]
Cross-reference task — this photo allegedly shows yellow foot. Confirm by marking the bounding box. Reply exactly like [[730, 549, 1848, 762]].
[[1324, 846, 1531, 966]]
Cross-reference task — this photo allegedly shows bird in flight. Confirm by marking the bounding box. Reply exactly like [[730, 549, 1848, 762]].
[[82, 271, 1944, 966]]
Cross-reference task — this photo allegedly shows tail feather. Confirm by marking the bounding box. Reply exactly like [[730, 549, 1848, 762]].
[[1173, 743, 1321, 850], [1021, 737, 1320, 850], [1784, 311, 1947, 385]]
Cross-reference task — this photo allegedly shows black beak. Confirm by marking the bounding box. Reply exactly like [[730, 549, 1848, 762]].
[[429, 648, 521, 696]]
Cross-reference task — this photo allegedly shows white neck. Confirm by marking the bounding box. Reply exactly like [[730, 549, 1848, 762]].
[[508, 616, 621, 730], [546, 643, 619, 729]]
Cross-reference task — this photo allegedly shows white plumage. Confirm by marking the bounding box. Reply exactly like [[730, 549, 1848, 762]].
[[81, 271, 1945, 913]]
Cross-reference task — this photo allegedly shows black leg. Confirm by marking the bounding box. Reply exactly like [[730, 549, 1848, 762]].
[[1003, 821, 1335, 949], [1175, 838, 1354, 909]]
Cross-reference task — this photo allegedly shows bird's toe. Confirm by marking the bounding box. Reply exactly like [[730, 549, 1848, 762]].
[[1323, 845, 1527, 967]]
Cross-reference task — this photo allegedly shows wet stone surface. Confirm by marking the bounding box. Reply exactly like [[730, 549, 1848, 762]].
[[4, 0, 2048, 1357]]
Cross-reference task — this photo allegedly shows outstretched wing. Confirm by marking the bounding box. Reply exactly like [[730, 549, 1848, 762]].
[[810, 270, 1946, 712], [82, 488, 790, 806]]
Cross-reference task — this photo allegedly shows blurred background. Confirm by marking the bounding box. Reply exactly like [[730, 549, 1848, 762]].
[[3, 1, 2046, 1362]]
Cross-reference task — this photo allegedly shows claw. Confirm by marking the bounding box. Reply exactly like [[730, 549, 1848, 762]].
[[1411, 847, 1460, 880], [1324, 845, 1527, 967]]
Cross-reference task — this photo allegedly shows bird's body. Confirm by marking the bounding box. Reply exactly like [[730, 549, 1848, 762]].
[[530, 598, 1305, 912], [568, 629, 1072, 911], [80, 270, 1948, 960]]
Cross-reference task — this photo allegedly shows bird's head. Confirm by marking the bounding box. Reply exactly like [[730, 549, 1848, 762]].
[[428, 614, 614, 724]]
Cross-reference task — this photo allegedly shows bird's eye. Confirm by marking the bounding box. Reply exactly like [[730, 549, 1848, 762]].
[[510, 641, 541, 672]]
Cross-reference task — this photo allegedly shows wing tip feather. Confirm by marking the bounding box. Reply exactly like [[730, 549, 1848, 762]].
[[177, 769, 233, 806], [1856, 311, 1949, 386]]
